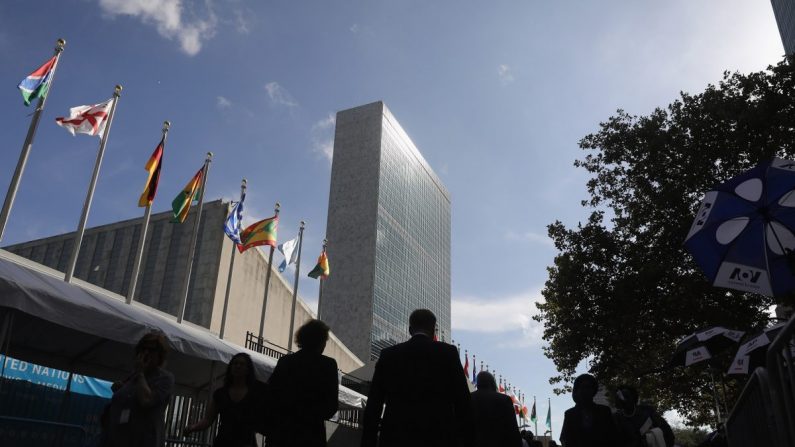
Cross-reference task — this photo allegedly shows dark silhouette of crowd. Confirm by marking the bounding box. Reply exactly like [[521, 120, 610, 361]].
[[101, 312, 676, 447]]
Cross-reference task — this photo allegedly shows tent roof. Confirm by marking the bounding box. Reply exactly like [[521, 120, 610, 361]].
[[0, 249, 365, 408]]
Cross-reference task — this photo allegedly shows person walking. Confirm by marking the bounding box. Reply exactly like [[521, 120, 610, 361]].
[[361, 309, 473, 447], [268, 319, 339, 447], [613, 385, 674, 447], [471, 371, 522, 447], [559, 374, 618, 447], [102, 331, 175, 447], [183, 353, 268, 446]]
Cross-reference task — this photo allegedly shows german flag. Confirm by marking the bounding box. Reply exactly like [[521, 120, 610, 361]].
[[138, 138, 164, 207]]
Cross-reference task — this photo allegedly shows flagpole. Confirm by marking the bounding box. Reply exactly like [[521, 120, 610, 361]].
[[0, 39, 66, 243], [258, 202, 280, 340], [548, 397, 552, 440], [64, 85, 122, 283], [316, 238, 327, 319], [176, 152, 213, 323], [126, 121, 170, 304], [286, 221, 305, 351], [219, 178, 246, 340]]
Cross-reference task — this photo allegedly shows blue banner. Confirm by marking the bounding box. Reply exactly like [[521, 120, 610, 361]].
[[1, 355, 112, 398]]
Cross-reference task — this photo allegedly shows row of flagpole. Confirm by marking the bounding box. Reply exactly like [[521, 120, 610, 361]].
[[455, 344, 554, 437], [3, 39, 331, 342]]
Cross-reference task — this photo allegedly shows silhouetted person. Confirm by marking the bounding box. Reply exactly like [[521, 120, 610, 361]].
[[184, 353, 268, 446], [361, 309, 473, 447], [471, 371, 522, 447], [559, 374, 618, 447], [613, 385, 674, 447], [268, 320, 339, 447], [102, 331, 174, 447]]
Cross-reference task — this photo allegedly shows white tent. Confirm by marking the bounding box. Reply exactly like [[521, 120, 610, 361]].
[[0, 250, 365, 408]]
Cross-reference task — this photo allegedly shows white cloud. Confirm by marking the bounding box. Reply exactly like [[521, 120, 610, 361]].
[[234, 9, 251, 34], [216, 95, 232, 110], [452, 289, 545, 347], [97, 0, 217, 56], [505, 230, 554, 248], [498, 64, 514, 84], [311, 113, 336, 161], [265, 82, 299, 108], [350, 24, 360, 33]]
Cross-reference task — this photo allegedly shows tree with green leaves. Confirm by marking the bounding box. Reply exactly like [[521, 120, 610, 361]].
[[537, 57, 795, 426]]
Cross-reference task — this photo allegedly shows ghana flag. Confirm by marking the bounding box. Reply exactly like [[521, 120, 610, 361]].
[[308, 250, 329, 279], [172, 167, 203, 223], [238, 215, 278, 253], [138, 137, 164, 207]]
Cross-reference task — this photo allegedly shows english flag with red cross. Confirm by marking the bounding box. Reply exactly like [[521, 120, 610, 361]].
[[55, 98, 115, 137]]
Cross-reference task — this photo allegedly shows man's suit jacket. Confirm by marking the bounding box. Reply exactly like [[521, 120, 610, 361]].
[[470, 389, 522, 447], [361, 334, 473, 447], [268, 349, 339, 447]]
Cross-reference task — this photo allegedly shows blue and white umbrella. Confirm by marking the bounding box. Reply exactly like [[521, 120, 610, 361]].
[[685, 158, 795, 297]]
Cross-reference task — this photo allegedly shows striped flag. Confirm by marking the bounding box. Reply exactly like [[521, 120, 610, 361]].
[[223, 194, 245, 245], [55, 99, 115, 137], [463, 353, 469, 379], [530, 399, 537, 423], [308, 249, 330, 279], [138, 138, 164, 207], [172, 168, 203, 223], [18, 56, 56, 106]]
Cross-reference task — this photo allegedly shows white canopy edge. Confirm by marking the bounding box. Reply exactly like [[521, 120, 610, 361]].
[[0, 249, 366, 409]]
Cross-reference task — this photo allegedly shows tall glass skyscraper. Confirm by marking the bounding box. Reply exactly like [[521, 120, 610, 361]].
[[321, 101, 451, 362], [771, 0, 795, 54]]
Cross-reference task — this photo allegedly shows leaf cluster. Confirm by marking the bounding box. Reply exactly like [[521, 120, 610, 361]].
[[537, 57, 795, 425]]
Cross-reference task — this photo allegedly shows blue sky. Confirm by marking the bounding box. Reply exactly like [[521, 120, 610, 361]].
[[0, 0, 785, 431]]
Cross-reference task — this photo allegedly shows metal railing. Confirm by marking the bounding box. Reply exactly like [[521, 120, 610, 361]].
[[727, 313, 795, 447], [334, 408, 364, 429], [245, 331, 290, 360]]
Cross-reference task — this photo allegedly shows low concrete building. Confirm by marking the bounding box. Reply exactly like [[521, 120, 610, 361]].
[[3, 200, 363, 373]]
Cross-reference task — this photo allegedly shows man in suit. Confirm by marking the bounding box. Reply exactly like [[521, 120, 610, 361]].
[[361, 309, 473, 447], [470, 371, 522, 447]]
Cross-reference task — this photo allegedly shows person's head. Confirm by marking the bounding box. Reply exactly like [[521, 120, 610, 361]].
[[408, 309, 436, 337], [615, 384, 639, 412], [135, 331, 169, 370], [225, 353, 256, 387], [572, 373, 598, 405], [295, 319, 330, 353], [475, 371, 497, 392]]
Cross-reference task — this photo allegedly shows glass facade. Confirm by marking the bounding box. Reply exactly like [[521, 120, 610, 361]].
[[369, 111, 451, 360], [772, 0, 795, 54]]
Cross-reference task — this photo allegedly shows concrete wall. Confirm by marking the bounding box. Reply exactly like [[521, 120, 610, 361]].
[[3, 200, 363, 373]]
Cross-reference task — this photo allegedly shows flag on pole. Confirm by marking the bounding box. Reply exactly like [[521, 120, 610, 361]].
[[472, 362, 478, 386], [463, 353, 469, 379], [277, 236, 299, 272], [238, 215, 278, 253], [223, 194, 245, 244], [308, 250, 330, 279], [530, 400, 537, 423], [171, 168, 204, 223], [545, 401, 552, 430], [138, 137, 164, 207], [55, 99, 115, 137], [18, 56, 57, 106], [499, 381, 505, 393]]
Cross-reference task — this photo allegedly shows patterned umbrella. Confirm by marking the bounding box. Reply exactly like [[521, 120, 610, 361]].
[[727, 322, 787, 375], [667, 326, 744, 368], [685, 158, 795, 297]]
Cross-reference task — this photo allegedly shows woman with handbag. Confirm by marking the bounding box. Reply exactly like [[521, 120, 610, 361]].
[[613, 385, 675, 447]]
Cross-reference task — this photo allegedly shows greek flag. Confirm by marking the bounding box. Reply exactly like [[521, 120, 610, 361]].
[[223, 195, 245, 244]]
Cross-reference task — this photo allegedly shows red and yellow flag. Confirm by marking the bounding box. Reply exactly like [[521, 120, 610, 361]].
[[138, 138, 164, 207], [308, 250, 330, 279], [238, 215, 278, 253]]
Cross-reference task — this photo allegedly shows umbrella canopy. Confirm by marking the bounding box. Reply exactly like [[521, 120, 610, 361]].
[[667, 326, 744, 367], [685, 158, 795, 297], [727, 322, 787, 375]]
